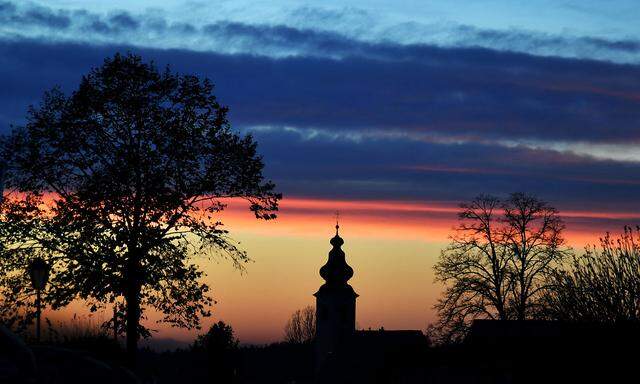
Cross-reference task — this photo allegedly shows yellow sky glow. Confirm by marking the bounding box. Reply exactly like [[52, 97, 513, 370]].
[[40, 196, 635, 345]]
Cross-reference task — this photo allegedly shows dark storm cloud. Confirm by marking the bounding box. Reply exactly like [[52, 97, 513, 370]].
[[1, 38, 639, 145], [0, 35, 639, 213]]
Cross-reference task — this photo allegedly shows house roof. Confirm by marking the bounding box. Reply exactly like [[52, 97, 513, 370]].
[[352, 329, 428, 348]]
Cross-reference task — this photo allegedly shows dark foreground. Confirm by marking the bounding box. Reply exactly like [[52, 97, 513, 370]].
[[2, 321, 638, 384]]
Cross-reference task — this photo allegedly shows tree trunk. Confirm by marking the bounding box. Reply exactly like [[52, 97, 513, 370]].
[[518, 278, 526, 321], [113, 305, 118, 342], [125, 250, 141, 368]]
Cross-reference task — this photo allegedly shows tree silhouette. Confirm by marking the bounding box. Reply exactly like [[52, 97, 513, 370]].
[[0, 53, 280, 364], [283, 305, 316, 344], [431, 193, 569, 342], [503, 193, 568, 320], [0, 194, 50, 333], [544, 226, 640, 322], [192, 320, 239, 382], [430, 195, 510, 343]]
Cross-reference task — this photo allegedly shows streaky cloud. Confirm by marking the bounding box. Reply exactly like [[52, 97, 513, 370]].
[[1, 39, 640, 217], [1, 1, 640, 64], [1, 38, 639, 146]]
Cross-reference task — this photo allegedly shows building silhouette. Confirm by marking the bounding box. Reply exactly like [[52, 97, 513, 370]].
[[314, 223, 358, 370], [314, 224, 428, 383], [310, 226, 640, 384]]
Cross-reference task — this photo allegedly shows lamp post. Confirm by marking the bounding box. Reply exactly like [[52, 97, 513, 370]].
[[28, 258, 50, 343]]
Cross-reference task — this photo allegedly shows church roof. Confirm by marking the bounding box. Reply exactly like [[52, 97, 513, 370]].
[[318, 223, 354, 288]]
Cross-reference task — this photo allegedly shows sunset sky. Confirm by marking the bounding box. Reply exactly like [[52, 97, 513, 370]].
[[1, 1, 640, 347]]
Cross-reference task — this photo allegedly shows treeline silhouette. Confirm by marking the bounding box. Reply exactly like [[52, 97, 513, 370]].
[[543, 226, 640, 322], [429, 193, 640, 344], [0, 317, 314, 383]]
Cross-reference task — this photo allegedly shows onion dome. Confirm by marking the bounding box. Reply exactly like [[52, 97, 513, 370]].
[[319, 224, 354, 286]]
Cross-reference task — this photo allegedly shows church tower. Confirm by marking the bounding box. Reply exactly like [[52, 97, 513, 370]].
[[314, 223, 358, 369]]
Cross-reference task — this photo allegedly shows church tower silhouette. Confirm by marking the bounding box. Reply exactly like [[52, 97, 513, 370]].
[[314, 223, 358, 369]]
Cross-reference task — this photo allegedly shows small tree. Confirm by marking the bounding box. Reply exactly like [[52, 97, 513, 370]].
[[544, 226, 640, 322], [193, 320, 239, 351], [284, 305, 316, 344], [432, 193, 569, 342], [192, 321, 239, 382], [0, 53, 280, 364]]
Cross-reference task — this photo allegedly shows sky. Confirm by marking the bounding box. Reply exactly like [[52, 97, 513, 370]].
[[1, 1, 640, 346]]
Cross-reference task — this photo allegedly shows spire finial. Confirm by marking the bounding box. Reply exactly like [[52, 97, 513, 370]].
[[335, 211, 340, 235]]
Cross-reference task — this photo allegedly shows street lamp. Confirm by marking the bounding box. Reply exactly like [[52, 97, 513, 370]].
[[28, 257, 50, 343]]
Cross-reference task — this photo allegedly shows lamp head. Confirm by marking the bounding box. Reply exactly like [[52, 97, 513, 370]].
[[28, 258, 50, 291]]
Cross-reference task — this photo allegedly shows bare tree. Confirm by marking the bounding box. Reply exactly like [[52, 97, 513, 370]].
[[503, 193, 568, 320], [284, 305, 316, 344], [431, 195, 511, 343], [431, 193, 569, 342], [544, 226, 640, 322]]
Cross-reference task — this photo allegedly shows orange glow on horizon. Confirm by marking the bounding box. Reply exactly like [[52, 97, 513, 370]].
[[219, 197, 639, 247], [12, 194, 640, 345]]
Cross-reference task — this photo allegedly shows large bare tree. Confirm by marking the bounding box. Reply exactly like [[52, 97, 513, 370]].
[[431, 193, 569, 342], [503, 193, 567, 320]]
